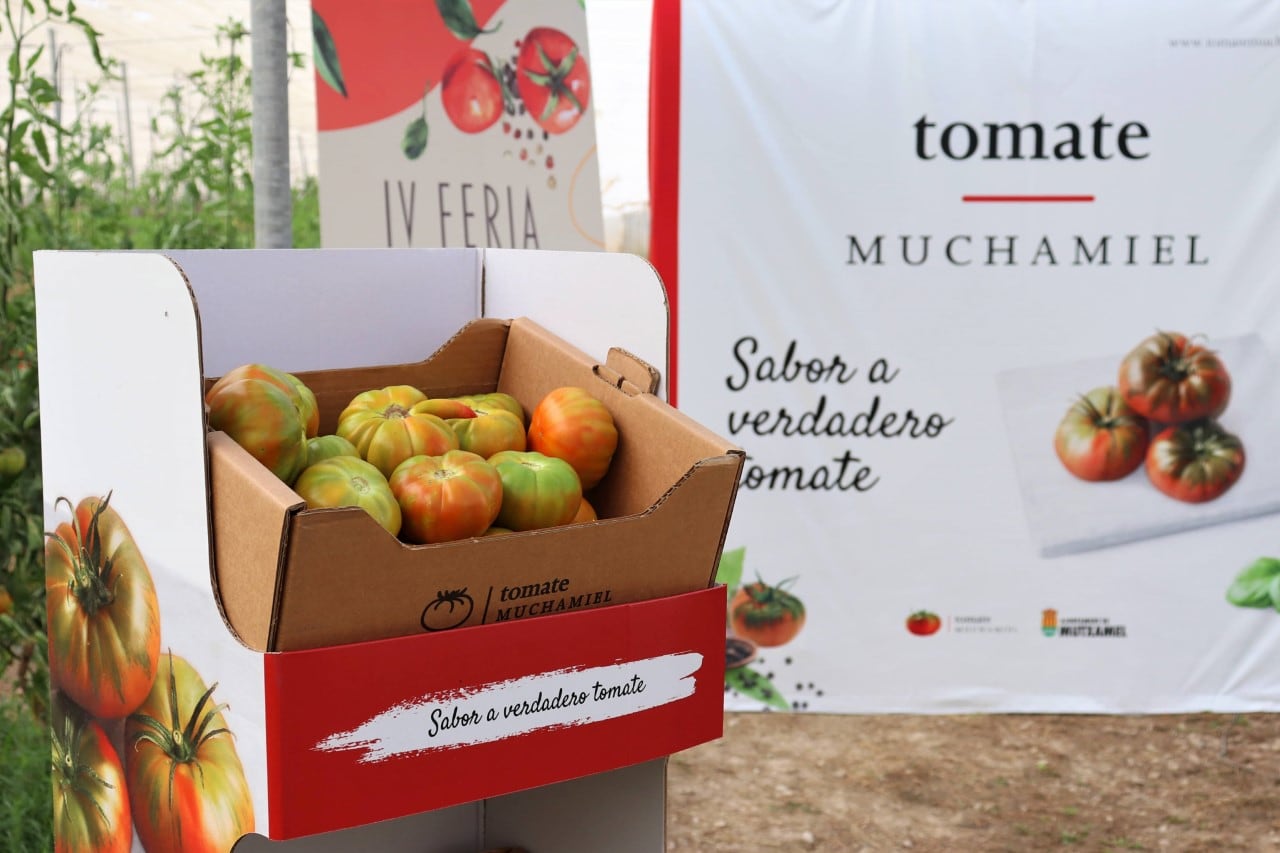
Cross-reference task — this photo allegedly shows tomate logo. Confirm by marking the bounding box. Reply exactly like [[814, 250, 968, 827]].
[[1042, 609, 1059, 637]]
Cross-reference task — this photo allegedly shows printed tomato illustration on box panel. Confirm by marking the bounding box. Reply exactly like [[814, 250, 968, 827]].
[[311, 0, 604, 250], [46, 493, 255, 852]]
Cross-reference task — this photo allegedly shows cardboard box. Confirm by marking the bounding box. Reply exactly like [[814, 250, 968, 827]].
[[212, 315, 743, 652], [35, 248, 742, 849]]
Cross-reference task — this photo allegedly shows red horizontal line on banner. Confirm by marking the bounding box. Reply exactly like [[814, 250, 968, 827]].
[[962, 194, 1096, 203]]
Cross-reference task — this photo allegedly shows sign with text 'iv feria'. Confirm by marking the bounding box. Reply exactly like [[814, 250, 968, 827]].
[[312, 0, 603, 250], [650, 0, 1280, 713]]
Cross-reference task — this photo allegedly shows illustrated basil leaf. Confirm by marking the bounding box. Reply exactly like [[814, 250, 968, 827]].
[[436, 0, 499, 41], [313, 10, 347, 98], [725, 665, 790, 711], [1226, 557, 1280, 608], [716, 546, 745, 597], [402, 117, 428, 160], [1270, 573, 1280, 613]]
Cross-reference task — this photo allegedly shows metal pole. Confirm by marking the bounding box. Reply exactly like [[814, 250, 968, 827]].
[[251, 0, 293, 248], [120, 62, 136, 186]]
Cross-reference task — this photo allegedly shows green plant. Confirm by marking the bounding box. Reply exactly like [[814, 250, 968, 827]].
[[0, 693, 52, 851]]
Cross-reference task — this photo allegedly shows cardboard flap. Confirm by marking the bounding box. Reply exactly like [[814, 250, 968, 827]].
[[289, 318, 511, 435], [596, 348, 661, 397], [207, 431, 304, 652]]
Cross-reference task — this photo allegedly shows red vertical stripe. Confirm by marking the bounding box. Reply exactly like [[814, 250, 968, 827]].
[[649, 0, 682, 405]]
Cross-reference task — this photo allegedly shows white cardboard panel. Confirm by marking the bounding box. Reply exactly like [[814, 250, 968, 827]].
[[167, 248, 482, 375], [482, 248, 670, 397]]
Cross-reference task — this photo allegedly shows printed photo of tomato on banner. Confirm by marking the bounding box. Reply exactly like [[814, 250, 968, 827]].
[[311, 0, 604, 251]]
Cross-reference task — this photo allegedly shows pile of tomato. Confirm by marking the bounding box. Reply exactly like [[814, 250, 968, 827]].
[[1053, 331, 1244, 503], [206, 364, 619, 543], [47, 494, 254, 852]]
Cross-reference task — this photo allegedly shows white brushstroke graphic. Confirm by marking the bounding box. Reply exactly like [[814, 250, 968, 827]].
[[315, 652, 704, 763]]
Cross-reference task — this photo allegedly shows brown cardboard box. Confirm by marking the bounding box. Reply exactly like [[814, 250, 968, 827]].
[[210, 316, 744, 652]]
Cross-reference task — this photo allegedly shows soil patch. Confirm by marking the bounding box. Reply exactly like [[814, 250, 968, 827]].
[[667, 712, 1280, 851]]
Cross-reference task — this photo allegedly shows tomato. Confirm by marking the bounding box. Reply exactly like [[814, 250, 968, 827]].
[[568, 495, 597, 524], [0, 445, 26, 478], [337, 385, 461, 477], [515, 27, 591, 135], [489, 450, 582, 531], [730, 579, 805, 648], [207, 378, 309, 484], [455, 392, 525, 422], [389, 450, 503, 544], [417, 398, 477, 420], [125, 653, 255, 853], [1117, 332, 1231, 424], [528, 386, 617, 490], [906, 611, 942, 636], [51, 697, 132, 853], [207, 363, 319, 438], [450, 409, 527, 458], [1146, 420, 1245, 503], [1053, 386, 1149, 482], [295, 456, 402, 537], [441, 47, 504, 133], [305, 434, 360, 467], [46, 494, 160, 720]]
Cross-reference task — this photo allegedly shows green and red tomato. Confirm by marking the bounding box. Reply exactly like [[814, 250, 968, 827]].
[[528, 386, 617, 490], [207, 363, 319, 438], [450, 408, 527, 458], [389, 450, 504, 543], [337, 385, 461, 477], [489, 450, 583, 531], [125, 653, 255, 853], [1118, 332, 1231, 424], [207, 378, 309, 484], [295, 456, 403, 537], [1053, 386, 1149, 481], [1146, 419, 1245, 503], [46, 494, 160, 720], [51, 698, 132, 853]]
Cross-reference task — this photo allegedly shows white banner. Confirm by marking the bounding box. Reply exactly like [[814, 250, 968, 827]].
[[653, 0, 1280, 712]]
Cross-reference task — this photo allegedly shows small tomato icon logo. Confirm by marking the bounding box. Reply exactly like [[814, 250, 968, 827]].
[[906, 611, 942, 636]]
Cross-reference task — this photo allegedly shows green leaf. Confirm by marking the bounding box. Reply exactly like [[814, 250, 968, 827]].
[[312, 10, 347, 98], [725, 665, 790, 711], [31, 129, 50, 165], [435, 0, 499, 41], [1226, 557, 1280, 608], [715, 546, 745, 596], [402, 116, 428, 160], [1271, 574, 1280, 613]]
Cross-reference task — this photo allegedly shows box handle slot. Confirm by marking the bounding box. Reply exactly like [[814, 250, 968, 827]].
[[593, 347, 661, 397]]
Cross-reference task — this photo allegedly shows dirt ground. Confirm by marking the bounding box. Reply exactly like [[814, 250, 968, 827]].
[[666, 712, 1280, 851]]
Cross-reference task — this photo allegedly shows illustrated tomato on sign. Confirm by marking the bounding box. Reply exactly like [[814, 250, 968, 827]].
[[730, 577, 806, 648], [295, 456, 403, 537], [1053, 386, 1149, 481], [1117, 332, 1231, 423], [125, 652, 255, 853], [489, 449, 583, 531], [906, 611, 942, 636], [528, 386, 617, 490], [389, 449, 504, 543], [46, 493, 160, 720], [516, 27, 591, 134], [51, 697, 132, 853], [441, 47, 505, 133], [1146, 419, 1245, 503]]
